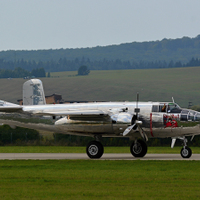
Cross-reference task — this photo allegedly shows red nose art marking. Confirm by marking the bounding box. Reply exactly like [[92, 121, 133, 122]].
[[150, 113, 154, 137]]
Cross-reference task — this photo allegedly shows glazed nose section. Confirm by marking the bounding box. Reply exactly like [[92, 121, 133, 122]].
[[195, 112, 200, 121], [180, 109, 189, 121], [181, 109, 200, 122], [188, 111, 196, 121]]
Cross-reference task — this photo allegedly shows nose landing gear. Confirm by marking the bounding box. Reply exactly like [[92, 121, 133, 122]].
[[172, 137, 192, 158], [180, 146, 192, 158], [180, 137, 192, 158]]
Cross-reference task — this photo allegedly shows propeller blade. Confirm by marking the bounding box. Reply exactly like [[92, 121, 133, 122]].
[[122, 124, 136, 136], [123, 93, 142, 137], [122, 120, 143, 136]]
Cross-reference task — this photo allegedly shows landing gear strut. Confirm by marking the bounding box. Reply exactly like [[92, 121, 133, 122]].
[[130, 139, 147, 157]]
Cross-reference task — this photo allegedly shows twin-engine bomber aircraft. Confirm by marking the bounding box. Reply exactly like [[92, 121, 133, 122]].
[[0, 79, 200, 159]]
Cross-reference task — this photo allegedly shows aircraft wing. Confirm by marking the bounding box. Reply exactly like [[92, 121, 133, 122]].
[[33, 109, 109, 121], [0, 100, 110, 121], [35, 109, 107, 116]]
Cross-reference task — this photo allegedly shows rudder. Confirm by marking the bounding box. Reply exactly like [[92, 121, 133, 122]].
[[23, 79, 46, 105]]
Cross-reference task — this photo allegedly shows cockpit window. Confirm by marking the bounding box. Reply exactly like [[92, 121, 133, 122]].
[[167, 103, 182, 113], [152, 103, 182, 113]]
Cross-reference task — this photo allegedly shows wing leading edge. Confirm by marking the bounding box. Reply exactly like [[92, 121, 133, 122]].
[[32, 109, 109, 121]]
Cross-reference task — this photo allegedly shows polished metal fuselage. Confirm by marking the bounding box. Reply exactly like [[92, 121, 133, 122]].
[[0, 101, 200, 139]]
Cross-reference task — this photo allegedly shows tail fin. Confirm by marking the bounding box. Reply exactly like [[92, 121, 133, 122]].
[[23, 79, 46, 105]]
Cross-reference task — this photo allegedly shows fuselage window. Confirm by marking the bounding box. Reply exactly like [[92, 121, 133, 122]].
[[152, 105, 159, 112]]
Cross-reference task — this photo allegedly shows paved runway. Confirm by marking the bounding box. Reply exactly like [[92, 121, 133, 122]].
[[0, 153, 200, 160]]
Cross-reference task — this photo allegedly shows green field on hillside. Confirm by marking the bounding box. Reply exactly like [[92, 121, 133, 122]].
[[1, 67, 200, 107], [0, 160, 200, 199]]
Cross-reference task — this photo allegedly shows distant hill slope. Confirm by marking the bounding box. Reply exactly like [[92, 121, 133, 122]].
[[1, 67, 200, 108], [1, 35, 200, 63]]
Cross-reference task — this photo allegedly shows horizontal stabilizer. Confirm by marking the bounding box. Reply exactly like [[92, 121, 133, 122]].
[[0, 100, 22, 112]]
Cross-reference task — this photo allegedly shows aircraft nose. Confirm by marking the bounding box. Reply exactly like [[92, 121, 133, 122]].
[[181, 109, 200, 121]]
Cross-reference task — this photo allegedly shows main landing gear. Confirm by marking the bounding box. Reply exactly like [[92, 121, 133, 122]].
[[86, 137, 148, 159], [130, 139, 148, 157], [86, 141, 104, 159]]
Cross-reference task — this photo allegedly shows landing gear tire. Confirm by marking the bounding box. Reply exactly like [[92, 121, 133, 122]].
[[180, 146, 192, 158], [130, 139, 147, 157], [86, 141, 104, 159]]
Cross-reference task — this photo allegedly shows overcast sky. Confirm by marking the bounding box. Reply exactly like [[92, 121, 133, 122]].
[[0, 0, 200, 51]]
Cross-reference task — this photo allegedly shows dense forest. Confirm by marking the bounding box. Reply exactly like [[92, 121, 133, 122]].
[[0, 57, 199, 73], [0, 35, 200, 73], [0, 35, 200, 64]]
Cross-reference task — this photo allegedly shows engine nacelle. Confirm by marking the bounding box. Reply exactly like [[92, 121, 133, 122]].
[[111, 113, 133, 124], [55, 117, 72, 125], [54, 117, 99, 125]]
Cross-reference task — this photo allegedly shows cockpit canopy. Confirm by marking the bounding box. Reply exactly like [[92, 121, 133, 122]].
[[152, 102, 200, 122], [152, 103, 182, 113]]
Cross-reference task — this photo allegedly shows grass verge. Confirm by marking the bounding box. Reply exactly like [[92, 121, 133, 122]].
[[0, 160, 200, 199], [1, 146, 200, 153]]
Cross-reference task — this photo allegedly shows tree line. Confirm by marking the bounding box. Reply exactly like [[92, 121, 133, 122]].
[[1, 124, 200, 147], [0, 66, 46, 79], [0, 57, 200, 74]]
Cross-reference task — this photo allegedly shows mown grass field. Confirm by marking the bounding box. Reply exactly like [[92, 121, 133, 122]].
[[1, 67, 200, 107], [0, 160, 200, 199], [0, 146, 200, 199], [1, 146, 200, 154]]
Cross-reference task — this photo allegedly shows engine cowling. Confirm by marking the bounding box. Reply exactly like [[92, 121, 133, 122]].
[[111, 113, 133, 124], [55, 117, 71, 125]]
